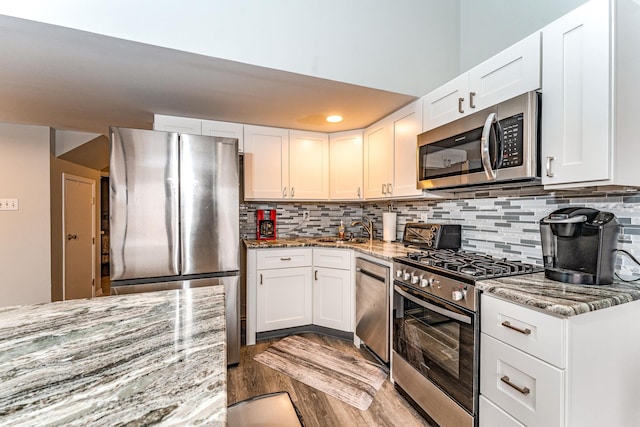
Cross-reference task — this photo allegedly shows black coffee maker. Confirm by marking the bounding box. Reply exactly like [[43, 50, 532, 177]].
[[540, 207, 619, 285]]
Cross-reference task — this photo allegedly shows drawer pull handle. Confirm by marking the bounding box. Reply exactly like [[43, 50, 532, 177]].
[[314, 270, 318, 281], [280, 257, 292, 261], [501, 321, 531, 335], [501, 375, 530, 395], [260, 273, 263, 285]]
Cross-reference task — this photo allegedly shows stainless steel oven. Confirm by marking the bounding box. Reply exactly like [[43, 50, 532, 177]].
[[391, 226, 542, 427], [392, 271, 478, 427], [417, 91, 540, 190]]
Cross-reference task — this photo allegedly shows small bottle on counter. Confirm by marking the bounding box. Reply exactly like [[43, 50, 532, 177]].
[[338, 220, 345, 239]]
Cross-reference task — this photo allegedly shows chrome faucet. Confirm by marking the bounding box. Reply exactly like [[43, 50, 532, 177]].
[[351, 217, 374, 242]]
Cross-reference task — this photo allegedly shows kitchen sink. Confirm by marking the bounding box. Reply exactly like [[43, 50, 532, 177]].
[[317, 237, 370, 244]]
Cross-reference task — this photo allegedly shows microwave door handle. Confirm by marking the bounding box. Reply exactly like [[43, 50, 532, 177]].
[[481, 113, 498, 180], [494, 120, 504, 170], [394, 285, 472, 324]]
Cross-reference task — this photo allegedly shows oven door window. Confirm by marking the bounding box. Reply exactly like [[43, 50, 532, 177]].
[[393, 284, 475, 414]]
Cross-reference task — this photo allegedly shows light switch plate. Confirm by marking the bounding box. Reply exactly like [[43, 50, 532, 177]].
[[0, 198, 19, 211]]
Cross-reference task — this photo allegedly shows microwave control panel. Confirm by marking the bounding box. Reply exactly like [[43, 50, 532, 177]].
[[499, 114, 524, 168]]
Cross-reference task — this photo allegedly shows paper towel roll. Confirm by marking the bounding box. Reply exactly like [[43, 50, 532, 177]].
[[383, 212, 397, 242]]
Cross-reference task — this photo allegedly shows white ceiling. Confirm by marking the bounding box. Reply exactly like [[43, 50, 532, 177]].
[[0, 15, 416, 136]]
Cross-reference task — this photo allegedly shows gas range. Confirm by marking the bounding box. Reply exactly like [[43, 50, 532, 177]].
[[393, 224, 542, 312]]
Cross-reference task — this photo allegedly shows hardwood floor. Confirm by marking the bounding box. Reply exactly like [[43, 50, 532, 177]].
[[227, 333, 432, 427]]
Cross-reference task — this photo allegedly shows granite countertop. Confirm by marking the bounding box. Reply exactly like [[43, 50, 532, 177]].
[[243, 237, 419, 261], [477, 272, 640, 317], [0, 286, 226, 426]]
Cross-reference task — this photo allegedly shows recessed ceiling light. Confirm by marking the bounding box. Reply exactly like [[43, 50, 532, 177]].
[[326, 115, 343, 123]]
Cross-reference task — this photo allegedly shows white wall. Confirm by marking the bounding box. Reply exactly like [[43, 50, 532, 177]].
[[459, 0, 589, 72], [0, 123, 51, 306], [0, 0, 460, 97]]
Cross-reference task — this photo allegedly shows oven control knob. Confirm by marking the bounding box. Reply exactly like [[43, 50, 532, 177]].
[[452, 290, 465, 301], [420, 278, 430, 288], [396, 270, 403, 278], [411, 275, 420, 285], [403, 272, 411, 281]]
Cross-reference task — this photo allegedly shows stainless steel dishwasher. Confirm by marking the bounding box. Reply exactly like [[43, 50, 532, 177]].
[[355, 257, 390, 363]]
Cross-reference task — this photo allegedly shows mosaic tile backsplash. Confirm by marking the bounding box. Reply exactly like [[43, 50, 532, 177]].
[[241, 187, 640, 279]]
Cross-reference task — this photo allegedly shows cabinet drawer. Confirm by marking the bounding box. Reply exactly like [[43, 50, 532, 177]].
[[481, 294, 566, 368], [313, 248, 351, 270], [256, 248, 312, 269], [479, 396, 525, 427], [481, 334, 564, 427]]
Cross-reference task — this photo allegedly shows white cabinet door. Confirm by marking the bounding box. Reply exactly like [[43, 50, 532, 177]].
[[469, 32, 541, 112], [363, 119, 393, 199], [313, 266, 352, 332], [541, 0, 610, 186], [329, 130, 363, 200], [391, 101, 423, 198], [289, 130, 329, 200], [201, 120, 244, 152], [423, 32, 541, 133], [256, 266, 312, 332], [153, 114, 202, 134], [243, 125, 289, 200], [422, 74, 469, 132]]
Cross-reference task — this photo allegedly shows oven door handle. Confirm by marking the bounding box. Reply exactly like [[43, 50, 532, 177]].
[[394, 285, 472, 325]]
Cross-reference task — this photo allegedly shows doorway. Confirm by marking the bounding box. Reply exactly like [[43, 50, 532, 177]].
[[62, 174, 96, 300]]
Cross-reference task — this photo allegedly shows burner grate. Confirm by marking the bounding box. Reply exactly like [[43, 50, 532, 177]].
[[402, 249, 540, 280]]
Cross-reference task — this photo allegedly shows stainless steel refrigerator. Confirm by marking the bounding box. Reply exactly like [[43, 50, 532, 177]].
[[108, 127, 240, 365]]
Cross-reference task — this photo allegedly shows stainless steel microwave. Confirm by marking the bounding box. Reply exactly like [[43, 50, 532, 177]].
[[417, 91, 540, 190]]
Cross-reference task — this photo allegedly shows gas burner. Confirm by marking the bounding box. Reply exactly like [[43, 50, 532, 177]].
[[398, 248, 542, 281]]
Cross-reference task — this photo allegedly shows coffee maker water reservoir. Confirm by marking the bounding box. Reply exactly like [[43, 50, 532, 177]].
[[540, 207, 619, 285]]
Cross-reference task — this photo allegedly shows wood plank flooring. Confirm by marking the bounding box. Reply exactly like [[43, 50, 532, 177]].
[[227, 333, 432, 427]]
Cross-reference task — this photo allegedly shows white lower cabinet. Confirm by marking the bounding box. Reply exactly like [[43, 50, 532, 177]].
[[480, 293, 640, 427], [312, 248, 353, 331], [256, 266, 313, 332], [247, 247, 354, 344]]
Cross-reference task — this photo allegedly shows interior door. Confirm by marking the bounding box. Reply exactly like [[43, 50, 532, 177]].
[[63, 174, 95, 300]]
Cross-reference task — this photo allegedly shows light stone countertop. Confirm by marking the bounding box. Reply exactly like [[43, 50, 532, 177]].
[[476, 272, 640, 316], [243, 237, 419, 262], [0, 286, 226, 426]]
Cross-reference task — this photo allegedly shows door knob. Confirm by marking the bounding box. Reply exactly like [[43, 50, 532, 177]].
[[67, 234, 78, 240]]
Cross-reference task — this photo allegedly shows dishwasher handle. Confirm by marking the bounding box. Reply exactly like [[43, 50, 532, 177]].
[[356, 267, 386, 283]]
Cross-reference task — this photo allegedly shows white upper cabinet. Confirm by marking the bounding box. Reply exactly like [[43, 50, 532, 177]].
[[364, 100, 424, 199], [392, 102, 424, 198], [153, 114, 202, 135], [243, 127, 329, 200], [541, 0, 640, 189], [423, 32, 541, 132], [363, 118, 394, 199], [201, 120, 244, 152], [243, 125, 289, 200], [288, 130, 329, 200], [153, 115, 244, 152], [329, 130, 363, 200]]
